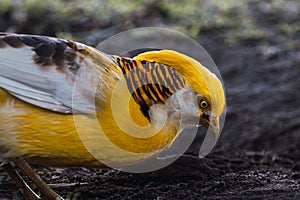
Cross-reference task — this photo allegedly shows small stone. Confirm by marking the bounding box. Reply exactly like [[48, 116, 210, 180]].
[[291, 173, 300, 179]]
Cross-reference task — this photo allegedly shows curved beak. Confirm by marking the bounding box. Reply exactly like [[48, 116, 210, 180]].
[[199, 114, 220, 141], [208, 117, 220, 140]]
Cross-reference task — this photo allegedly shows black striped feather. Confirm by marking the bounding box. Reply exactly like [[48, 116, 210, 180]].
[[112, 56, 188, 118]]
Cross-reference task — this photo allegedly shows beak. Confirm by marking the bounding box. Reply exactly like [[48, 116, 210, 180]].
[[199, 114, 220, 141], [208, 117, 220, 140]]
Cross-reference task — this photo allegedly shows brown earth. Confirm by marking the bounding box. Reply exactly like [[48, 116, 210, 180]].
[[0, 1, 299, 199]]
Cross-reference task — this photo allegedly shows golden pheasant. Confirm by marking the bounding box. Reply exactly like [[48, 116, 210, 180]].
[[0, 33, 225, 199]]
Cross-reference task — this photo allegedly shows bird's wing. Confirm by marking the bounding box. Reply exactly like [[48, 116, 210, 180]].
[[0, 33, 122, 113]]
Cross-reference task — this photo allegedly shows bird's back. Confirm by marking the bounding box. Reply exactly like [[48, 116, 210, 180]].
[[0, 33, 182, 167]]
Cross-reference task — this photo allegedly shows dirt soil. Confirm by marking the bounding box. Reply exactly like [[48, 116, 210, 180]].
[[0, 1, 300, 199]]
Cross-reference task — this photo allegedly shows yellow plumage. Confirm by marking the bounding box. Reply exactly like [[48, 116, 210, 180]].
[[0, 33, 225, 199], [0, 72, 178, 167]]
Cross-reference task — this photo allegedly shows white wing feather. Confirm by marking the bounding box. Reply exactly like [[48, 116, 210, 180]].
[[0, 34, 120, 113]]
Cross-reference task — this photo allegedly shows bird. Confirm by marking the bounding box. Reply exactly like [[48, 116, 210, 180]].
[[0, 32, 225, 199]]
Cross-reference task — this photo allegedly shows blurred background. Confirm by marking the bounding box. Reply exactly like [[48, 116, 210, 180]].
[[0, 0, 299, 199]]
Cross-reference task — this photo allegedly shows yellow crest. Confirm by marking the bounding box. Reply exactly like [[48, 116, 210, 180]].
[[134, 50, 226, 117]]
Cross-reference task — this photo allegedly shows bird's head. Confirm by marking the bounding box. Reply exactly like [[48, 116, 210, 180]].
[[133, 50, 226, 140]]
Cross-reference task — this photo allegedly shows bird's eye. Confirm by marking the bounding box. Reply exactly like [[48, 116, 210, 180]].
[[199, 100, 209, 109]]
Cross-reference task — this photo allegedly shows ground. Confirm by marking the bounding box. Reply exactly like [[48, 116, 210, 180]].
[[0, 0, 299, 199]]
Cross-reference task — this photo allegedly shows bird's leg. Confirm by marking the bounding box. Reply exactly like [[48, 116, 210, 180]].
[[12, 158, 64, 200], [1, 161, 41, 200]]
